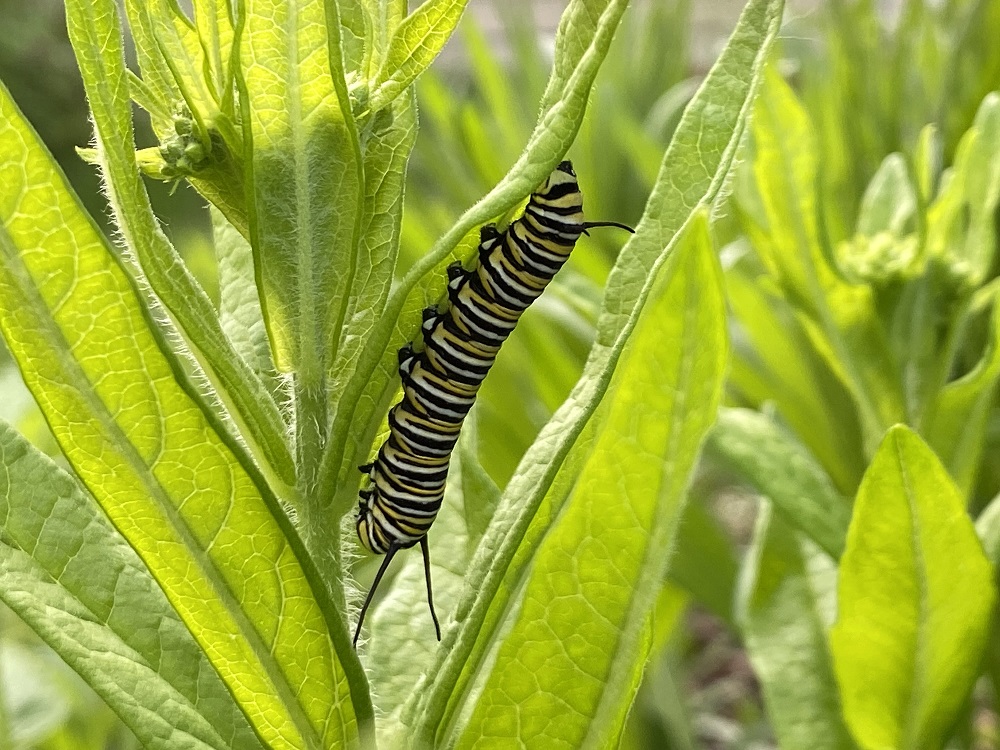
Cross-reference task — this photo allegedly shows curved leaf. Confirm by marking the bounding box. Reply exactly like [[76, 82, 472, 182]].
[[369, 0, 471, 115], [737, 505, 856, 750], [67, 0, 296, 490], [712, 408, 851, 559], [448, 210, 727, 749]]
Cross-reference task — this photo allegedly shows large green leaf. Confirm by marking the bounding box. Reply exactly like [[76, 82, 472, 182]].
[[0, 421, 262, 750], [448, 211, 727, 748], [737, 505, 856, 750], [66, 0, 295, 491], [831, 426, 996, 750], [0, 85, 367, 750], [403, 2, 783, 743]]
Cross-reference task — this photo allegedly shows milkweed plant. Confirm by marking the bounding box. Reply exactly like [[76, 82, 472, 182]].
[[0, 0, 998, 749]]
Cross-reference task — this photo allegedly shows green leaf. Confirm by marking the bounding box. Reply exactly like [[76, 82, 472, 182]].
[[449, 210, 728, 749], [213, 206, 279, 386], [66, 0, 296, 490], [0, 421, 263, 750], [237, 0, 362, 376], [737, 505, 856, 750], [831, 426, 997, 750], [925, 299, 1000, 495], [951, 92, 1000, 285], [0, 86, 367, 749], [403, 2, 783, 742], [667, 497, 739, 624], [191, 0, 236, 108], [368, 0, 470, 115], [330, 93, 417, 401], [711, 408, 852, 559], [596, 4, 778, 346], [854, 153, 916, 239], [455, 411, 502, 546]]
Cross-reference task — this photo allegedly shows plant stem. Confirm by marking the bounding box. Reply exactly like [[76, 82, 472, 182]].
[[293, 371, 376, 747]]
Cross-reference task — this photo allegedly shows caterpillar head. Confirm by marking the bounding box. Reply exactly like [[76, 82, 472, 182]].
[[541, 160, 579, 193]]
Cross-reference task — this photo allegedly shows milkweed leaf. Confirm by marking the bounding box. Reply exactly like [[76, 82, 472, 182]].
[[831, 426, 996, 750], [0, 421, 263, 750]]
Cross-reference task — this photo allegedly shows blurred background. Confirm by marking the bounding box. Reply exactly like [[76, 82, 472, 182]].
[[2, 0, 999, 747]]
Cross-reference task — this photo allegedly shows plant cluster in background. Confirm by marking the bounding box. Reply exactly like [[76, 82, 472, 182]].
[[0, 1, 999, 749]]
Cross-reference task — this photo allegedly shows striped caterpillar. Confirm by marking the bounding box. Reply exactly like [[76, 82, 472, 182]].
[[354, 162, 632, 646]]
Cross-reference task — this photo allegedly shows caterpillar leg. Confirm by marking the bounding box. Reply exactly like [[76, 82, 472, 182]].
[[420, 535, 442, 642], [446, 260, 466, 282], [397, 343, 417, 382], [421, 306, 440, 335], [353, 542, 401, 647]]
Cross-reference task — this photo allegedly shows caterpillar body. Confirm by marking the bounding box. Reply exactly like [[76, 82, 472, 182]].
[[353, 161, 632, 646]]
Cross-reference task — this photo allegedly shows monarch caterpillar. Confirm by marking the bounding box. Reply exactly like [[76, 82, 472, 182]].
[[353, 161, 633, 646]]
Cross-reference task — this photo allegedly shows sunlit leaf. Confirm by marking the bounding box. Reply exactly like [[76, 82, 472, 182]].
[[831, 426, 996, 750]]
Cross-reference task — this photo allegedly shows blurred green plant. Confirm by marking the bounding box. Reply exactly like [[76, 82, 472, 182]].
[[790, 0, 1000, 241], [708, 58, 1000, 750], [0, 0, 783, 749]]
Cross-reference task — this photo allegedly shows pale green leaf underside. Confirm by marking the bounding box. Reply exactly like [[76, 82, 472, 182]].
[[213, 206, 280, 388], [453, 211, 727, 749], [239, 0, 362, 376], [831, 426, 996, 750], [0, 421, 263, 750], [0, 85, 354, 750]]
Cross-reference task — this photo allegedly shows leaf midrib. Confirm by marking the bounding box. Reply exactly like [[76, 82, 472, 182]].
[[0, 225, 325, 750], [896, 435, 931, 750]]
